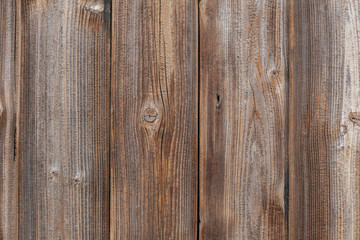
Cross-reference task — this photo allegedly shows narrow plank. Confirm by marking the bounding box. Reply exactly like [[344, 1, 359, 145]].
[[17, 0, 111, 239], [111, 0, 198, 239], [0, 1, 17, 239], [199, 0, 287, 239], [289, 0, 360, 239]]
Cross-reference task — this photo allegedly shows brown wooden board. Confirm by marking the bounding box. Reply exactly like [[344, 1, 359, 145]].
[[3, 0, 360, 239], [199, 0, 288, 239], [17, 0, 111, 239], [289, 0, 360, 239], [110, 0, 198, 239], [0, 1, 18, 239]]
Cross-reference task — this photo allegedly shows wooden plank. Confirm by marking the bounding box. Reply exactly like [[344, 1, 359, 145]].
[[17, 0, 111, 239], [289, 0, 360, 239], [199, 0, 287, 239], [0, 1, 17, 239], [110, 0, 198, 239]]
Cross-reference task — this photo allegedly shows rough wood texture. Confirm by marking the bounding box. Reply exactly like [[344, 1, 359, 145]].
[[199, 0, 287, 239], [289, 1, 360, 239], [110, 0, 198, 239], [0, 1, 17, 239], [17, 0, 111, 239]]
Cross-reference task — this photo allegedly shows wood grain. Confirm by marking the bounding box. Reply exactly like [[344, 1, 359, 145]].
[[110, 0, 198, 239], [199, 0, 287, 239], [0, 1, 18, 239], [17, 0, 111, 239], [289, 0, 360, 239]]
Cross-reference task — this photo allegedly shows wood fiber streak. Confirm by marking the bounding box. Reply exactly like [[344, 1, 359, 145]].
[[17, 0, 111, 239], [0, 1, 17, 239], [200, 0, 287, 239], [289, 1, 360, 239], [111, 0, 198, 239]]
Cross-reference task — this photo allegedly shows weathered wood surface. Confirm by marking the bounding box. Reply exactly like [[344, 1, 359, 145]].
[[199, 0, 287, 239], [110, 0, 198, 239], [17, 0, 111, 239], [289, 0, 360, 239], [0, 1, 17, 239], [3, 0, 360, 239]]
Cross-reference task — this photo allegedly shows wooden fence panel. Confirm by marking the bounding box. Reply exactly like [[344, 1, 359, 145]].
[[0, 1, 17, 239], [17, 0, 111, 239], [199, 0, 288, 239], [289, 0, 360, 239], [110, 0, 198, 239], [2, 0, 360, 239]]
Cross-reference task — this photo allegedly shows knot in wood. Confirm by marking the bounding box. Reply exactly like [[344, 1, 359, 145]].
[[341, 124, 348, 134], [72, 172, 83, 184], [349, 112, 360, 126], [50, 167, 59, 177], [270, 69, 279, 78], [144, 108, 158, 123], [85, 2, 104, 14]]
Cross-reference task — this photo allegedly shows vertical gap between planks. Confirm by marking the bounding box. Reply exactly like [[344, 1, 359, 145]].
[[197, 0, 201, 239], [15, 0, 21, 238], [284, 0, 290, 237], [107, 0, 112, 239]]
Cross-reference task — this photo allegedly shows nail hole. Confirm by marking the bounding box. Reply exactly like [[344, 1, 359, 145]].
[[73, 177, 81, 184], [72, 172, 83, 184], [216, 94, 221, 108], [50, 167, 59, 177]]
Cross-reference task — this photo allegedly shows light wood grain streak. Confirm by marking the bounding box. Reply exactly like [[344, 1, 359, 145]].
[[289, 0, 360, 239], [0, 1, 18, 239], [17, 0, 111, 239]]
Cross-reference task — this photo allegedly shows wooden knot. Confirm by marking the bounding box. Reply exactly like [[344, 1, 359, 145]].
[[144, 108, 158, 123], [349, 112, 360, 126], [269, 69, 280, 78], [50, 167, 60, 177], [85, 2, 104, 14], [341, 124, 348, 134]]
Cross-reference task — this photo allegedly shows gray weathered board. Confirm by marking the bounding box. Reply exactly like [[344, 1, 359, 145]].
[[1, 0, 360, 239]]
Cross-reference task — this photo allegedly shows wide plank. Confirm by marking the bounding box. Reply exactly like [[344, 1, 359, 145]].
[[17, 0, 111, 239], [199, 0, 288, 239], [111, 0, 198, 239], [289, 0, 360, 239], [0, 1, 17, 239]]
